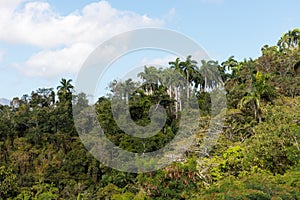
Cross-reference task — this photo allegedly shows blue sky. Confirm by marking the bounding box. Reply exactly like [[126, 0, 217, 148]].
[[1, 0, 300, 99]]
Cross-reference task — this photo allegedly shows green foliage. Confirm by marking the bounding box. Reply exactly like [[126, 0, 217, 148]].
[[96, 183, 123, 200], [199, 169, 300, 199], [0, 166, 18, 199], [137, 159, 199, 199], [243, 98, 300, 174], [0, 29, 300, 199], [31, 182, 59, 200], [111, 192, 135, 200]]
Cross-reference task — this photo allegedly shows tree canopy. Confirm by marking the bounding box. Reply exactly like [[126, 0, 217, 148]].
[[0, 28, 300, 199]]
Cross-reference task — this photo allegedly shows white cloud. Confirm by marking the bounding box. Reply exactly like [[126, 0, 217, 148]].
[[16, 43, 94, 78], [0, 0, 24, 12], [0, 1, 164, 78], [0, 1, 163, 48]]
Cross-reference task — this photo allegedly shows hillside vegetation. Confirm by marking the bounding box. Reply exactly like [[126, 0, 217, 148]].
[[0, 29, 300, 199]]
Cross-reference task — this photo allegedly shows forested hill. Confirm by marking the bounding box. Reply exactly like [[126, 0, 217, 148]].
[[0, 29, 300, 199]]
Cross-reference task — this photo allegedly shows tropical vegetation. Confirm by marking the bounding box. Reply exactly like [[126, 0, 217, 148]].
[[0, 28, 300, 199]]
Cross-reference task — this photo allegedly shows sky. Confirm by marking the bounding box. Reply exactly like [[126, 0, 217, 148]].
[[1, 0, 300, 99]]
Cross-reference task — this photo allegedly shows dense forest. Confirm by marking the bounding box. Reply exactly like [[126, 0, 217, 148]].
[[0, 29, 300, 199]]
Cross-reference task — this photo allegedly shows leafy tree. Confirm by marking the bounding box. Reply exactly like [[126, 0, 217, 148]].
[[0, 166, 18, 199]]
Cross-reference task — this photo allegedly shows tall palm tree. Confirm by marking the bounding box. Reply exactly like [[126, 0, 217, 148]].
[[199, 60, 222, 91], [180, 55, 198, 99], [109, 79, 123, 99], [161, 67, 175, 98], [169, 57, 183, 99], [56, 78, 75, 135], [191, 69, 204, 93], [138, 66, 161, 95], [221, 56, 238, 80], [221, 56, 238, 71], [162, 67, 184, 118], [169, 57, 195, 111], [278, 28, 300, 50], [57, 78, 74, 102], [122, 78, 136, 105], [169, 57, 182, 72]]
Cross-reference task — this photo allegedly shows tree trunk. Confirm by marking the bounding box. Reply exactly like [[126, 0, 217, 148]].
[[168, 85, 172, 98], [258, 113, 262, 123], [253, 103, 257, 120], [204, 77, 207, 92], [125, 92, 129, 105], [254, 103, 262, 123], [175, 87, 178, 119], [179, 89, 182, 112], [186, 71, 190, 100]]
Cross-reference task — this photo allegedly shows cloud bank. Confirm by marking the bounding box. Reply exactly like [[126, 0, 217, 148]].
[[0, 1, 164, 78]]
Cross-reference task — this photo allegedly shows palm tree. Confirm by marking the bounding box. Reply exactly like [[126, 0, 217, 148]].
[[169, 57, 182, 72], [56, 78, 75, 135], [238, 71, 274, 123], [169, 58, 186, 94], [57, 78, 74, 102], [169, 57, 183, 114], [180, 55, 198, 99], [169, 57, 183, 113], [278, 28, 300, 50], [161, 67, 175, 98], [221, 56, 238, 80], [191, 69, 204, 93], [161, 67, 184, 118], [222, 56, 238, 71], [122, 78, 136, 105], [199, 60, 222, 91], [138, 66, 161, 95], [239, 89, 262, 123], [109, 79, 123, 99]]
